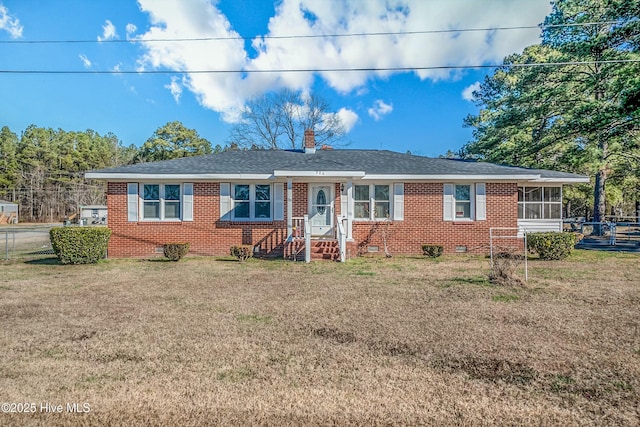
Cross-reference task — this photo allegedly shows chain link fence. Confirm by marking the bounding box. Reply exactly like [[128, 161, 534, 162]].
[[575, 221, 640, 252], [1, 226, 57, 260]]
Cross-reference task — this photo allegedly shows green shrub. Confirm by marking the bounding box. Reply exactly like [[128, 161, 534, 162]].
[[230, 245, 253, 262], [526, 232, 577, 260], [422, 244, 444, 258], [163, 242, 190, 261], [50, 227, 111, 264]]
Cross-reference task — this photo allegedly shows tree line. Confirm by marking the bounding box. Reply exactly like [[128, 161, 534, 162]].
[[0, 122, 216, 222]]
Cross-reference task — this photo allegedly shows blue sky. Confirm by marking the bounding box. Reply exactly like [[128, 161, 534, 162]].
[[0, 0, 552, 156]]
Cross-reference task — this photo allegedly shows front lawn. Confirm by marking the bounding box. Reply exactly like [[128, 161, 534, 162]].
[[1, 251, 638, 425]]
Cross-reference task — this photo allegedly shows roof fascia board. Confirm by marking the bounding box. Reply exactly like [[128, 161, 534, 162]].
[[530, 177, 590, 183], [361, 174, 542, 181], [273, 170, 366, 177], [85, 172, 589, 184], [84, 173, 275, 180]]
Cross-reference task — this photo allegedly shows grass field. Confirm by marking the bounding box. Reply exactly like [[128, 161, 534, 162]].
[[1, 251, 639, 425]]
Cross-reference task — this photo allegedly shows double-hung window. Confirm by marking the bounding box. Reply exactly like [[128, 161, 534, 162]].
[[518, 186, 561, 219], [255, 184, 271, 218], [354, 185, 370, 219], [164, 185, 181, 219], [455, 184, 471, 219], [354, 184, 390, 220], [444, 183, 485, 221], [142, 184, 181, 220], [233, 184, 250, 219], [143, 184, 160, 219], [233, 184, 272, 220]]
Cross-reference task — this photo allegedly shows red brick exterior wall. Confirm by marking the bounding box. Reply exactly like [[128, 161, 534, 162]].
[[106, 181, 518, 258], [351, 182, 518, 255], [292, 183, 307, 217], [107, 182, 286, 258]]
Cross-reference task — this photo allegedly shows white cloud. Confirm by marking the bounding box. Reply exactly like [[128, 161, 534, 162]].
[[165, 76, 183, 103], [136, 0, 249, 121], [135, 0, 551, 121], [126, 23, 137, 37], [79, 54, 92, 68], [462, 81, 481, 102], [368, 100, 393, 121], [336, 108, 358, 132], [320, 107, 358, 133], [98, 19, 118, 41], [0, 4, 23, 38]]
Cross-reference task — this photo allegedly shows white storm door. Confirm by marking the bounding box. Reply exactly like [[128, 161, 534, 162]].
[[310, 184, 333, 237]]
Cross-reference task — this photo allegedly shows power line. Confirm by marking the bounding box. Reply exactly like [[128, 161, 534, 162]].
[[1, 59, 638, 75], [0, 21, 623, 44]]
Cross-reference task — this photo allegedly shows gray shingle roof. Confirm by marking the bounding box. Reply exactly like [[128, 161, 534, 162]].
[[86, 149, 588, 181]]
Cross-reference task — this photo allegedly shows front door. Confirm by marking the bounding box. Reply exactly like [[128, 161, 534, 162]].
[[310, 184, 333, 237]]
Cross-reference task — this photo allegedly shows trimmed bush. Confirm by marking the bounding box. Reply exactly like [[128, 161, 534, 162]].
[[50, 227, 111, 264], [422, 244, 444, 258], [526, 232, 577, 260], [230, 245, 253, 262], [163, 242, 190, 261]]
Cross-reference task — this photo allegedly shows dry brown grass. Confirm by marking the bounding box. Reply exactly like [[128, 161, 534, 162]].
[[1, 250, 639, 426]]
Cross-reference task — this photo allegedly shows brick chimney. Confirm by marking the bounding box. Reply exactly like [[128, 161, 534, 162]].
[[304, 129, 316, 154]]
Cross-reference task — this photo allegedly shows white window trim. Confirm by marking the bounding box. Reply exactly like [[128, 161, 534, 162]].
[[231, 183, 273, 221], [518, 186, 563, 220], [353, 183, 393, 221], [139, 183, 184, 222]]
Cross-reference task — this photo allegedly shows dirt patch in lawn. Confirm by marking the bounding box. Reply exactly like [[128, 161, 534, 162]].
[[0, 251, 638, 425]]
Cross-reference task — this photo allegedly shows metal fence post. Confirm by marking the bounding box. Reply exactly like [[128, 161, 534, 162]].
[[524, 232, 528, 282], [609, 223, 616, 245]]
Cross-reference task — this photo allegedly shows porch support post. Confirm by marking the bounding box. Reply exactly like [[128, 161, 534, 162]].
[[286, 178, 293, 237], [346, 178, 353, 240]]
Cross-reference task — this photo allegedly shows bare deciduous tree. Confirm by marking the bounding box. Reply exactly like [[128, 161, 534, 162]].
[[228, 89, 347, 150]]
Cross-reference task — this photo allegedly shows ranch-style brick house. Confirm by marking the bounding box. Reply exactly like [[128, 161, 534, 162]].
[[86, 130, 589, 261]]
